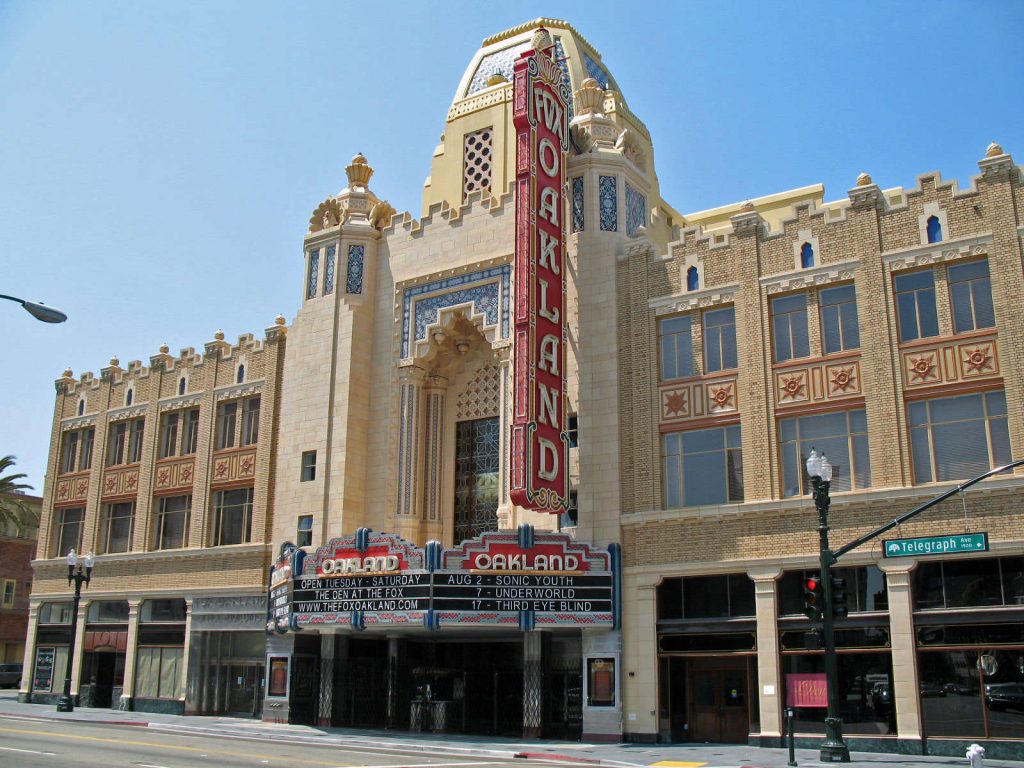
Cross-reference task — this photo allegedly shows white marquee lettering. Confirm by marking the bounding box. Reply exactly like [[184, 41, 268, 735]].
[[538, 278, 560, 324], [538, 334, 559, 375], [538, 230, 559, 274], [538, 383, 560, 428], [534, 90, 564, 138], [538, 186, 559, 226], [538, 138, 559, 178], [538, 438, 559, 481]]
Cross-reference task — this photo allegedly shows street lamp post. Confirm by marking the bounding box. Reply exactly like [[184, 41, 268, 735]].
[[56, 549, 94, 713], [0, 293, 67, 323], [806, 449, 850, 763]]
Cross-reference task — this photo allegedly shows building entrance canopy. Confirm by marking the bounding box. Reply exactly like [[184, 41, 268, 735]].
[[268, 525, 620, 633]]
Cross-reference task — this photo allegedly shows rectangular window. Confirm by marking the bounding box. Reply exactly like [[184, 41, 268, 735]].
[[241, 397, 260, 446], [39, 603, 74, 624], [134, 646, 183, 699], [182, 409, 199, 455], [909, 390, 1010, 484], [107, 421, 127, 466], [297, 515, 313, 547], [948, 259, 995, 334], [2, 579, 15, 608], [659, 315, 693, 380], [566, 414, 579, 449], [819, 284, 861, 354], [704, 306, 737, 372], [127, 419, 144, 463], [300, 451, 316, 482], [895, 269, 939, 342], [51, 507, 85, 558], [100, 501, 135, 554], [159, 412, 179, 459], [60, 431, 79, 474], [153, 495, 190, 550], [215, 402, 237, 450], [780, 409, 870, 496], [211, 487, 253, 546], [663, 425, 743, 508], [79, 428, 94, 471], [771, 293, 810, 362]]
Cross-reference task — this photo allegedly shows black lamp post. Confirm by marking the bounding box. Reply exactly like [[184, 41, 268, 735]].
[[806, 449, 850, 762], [0, 293, 67, 323], [56, 549, 94, 713]]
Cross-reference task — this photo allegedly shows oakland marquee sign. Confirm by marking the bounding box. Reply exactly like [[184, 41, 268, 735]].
[[510, 29, 571, 515], [267, 526, 620, 633]]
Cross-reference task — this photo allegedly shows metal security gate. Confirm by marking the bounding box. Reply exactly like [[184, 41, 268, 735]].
[[544, 656, 583, 739]]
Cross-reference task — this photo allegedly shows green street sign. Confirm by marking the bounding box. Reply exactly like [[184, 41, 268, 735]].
[[883, 532, 989, 558]]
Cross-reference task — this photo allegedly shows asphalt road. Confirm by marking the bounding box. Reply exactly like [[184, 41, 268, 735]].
[[0, 717, 572, 768]]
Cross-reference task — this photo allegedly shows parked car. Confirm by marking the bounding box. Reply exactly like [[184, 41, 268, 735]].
[[0, 663, 23, 688], [919, 682, 947, 697], [943, 682, 973, 695], [985, 683, 1024, 712]]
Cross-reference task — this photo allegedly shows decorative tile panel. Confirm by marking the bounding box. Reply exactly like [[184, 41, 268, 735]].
[[401, 265, 511, 359], [625, 182, 646, 237], [659, 374, 738, 426], [101, 466, 139, 499], [307, 249, 319, 299], [153, 457, 195, 493], [774, 356, 863, 408], [324, 245, 336, 295], [553, 38, 574, 122], [571, 177, 584, 233], [599, 176, 617, 232], [900, 333, 999, 391], [467, 41, 531, 95], [346, 245, 364, 294], [211, 448, 257, 486], [457, 362, 500, 420], [582, 51, 611, 89], [55, 471, 89, 505], [463, 127, 493, 198]]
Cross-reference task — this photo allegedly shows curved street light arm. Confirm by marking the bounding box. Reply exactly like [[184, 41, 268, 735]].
[[0, 293, 68, 323]]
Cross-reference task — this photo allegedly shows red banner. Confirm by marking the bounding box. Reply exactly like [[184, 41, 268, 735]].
[[786, 673, 828, 708], [510, 32, 570, 514]]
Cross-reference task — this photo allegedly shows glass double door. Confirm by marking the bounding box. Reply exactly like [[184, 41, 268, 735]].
[[454, 417, 499, 543]]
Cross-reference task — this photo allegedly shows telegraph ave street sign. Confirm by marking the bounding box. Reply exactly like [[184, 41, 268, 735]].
[[882, 532, 988, 558]]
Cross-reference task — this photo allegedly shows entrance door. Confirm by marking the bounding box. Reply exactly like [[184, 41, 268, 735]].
[[689, 662, 749, 743], [454, 417, 500, 543], [226, 664, 260, 716]]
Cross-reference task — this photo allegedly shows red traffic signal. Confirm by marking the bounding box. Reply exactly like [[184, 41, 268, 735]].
[[803, 574, 822, 620]]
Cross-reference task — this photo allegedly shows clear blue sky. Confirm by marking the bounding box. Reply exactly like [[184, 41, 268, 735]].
[[2, 1, 1021, 491]]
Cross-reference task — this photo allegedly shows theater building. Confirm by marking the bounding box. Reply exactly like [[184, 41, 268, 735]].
[[25, 17, 1024, 758]]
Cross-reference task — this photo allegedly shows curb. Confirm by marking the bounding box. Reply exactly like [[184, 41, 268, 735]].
[[0, 711, 148, 728]]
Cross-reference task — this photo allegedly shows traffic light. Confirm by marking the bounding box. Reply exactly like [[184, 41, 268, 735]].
[[803, 574, 821, 621], [831, 575, 848, 619]]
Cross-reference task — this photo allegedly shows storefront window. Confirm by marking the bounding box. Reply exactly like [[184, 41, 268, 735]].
[[87, 600, 129, 623], [657, 574, 755, 620], [916, 649, 1024, 738], [914, 556, 1024, 610], [39, 602, 74, 625], [779, 566, 888, 616], [135, 646, 183, 699], [782, 652, 895, 735]]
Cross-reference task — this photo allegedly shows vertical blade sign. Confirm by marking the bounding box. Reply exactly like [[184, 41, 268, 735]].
[[510, 33, 570, 514]]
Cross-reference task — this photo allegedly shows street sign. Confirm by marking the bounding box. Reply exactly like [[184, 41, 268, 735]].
[[882, 532, 988, 558]]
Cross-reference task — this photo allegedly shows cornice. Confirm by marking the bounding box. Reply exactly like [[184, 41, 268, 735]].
[[106, 403, 149, 422], [883, 232, 992, 271], [60, 414, 97, 430], [760, 258, 860, 295], [213, 380, 264, 402], [649, 283, 740, 316]]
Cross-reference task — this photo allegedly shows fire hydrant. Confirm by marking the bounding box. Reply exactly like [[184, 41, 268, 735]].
[[966, 743, 985, 768]]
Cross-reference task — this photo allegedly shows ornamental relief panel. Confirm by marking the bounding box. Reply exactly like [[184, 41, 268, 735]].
[[901, 334, 999, 390], [55, 471, 90, 505], [659, 374, 738, 425], [774, 357, 862, 408], [154, 457, 196, 493], [211, 447, 257, 486], [102, 466, 140, 499]]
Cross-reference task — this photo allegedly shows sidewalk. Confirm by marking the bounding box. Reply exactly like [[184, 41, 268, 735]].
[[0, 692, 1016, 767]]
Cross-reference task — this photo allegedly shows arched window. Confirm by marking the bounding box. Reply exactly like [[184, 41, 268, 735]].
[[686, 266, 699, 292], [125, 389, 133, 406], [800, 242, 815, 269], [178, 377, 186, 396], [926, 215, 942, 243], [78, 399, 85, 416], [236, 365, 245, 384]]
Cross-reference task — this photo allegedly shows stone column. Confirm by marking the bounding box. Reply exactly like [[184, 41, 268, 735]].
[[750, 567, 783, 739], [385, 637, 403, 729], [19, 603, 40, 702], [179, 599, 193, 708], [880, 562, 921, 740], [318, 633, 334, 726], [420, 374, 448, 542], [495, 347, 513, 529], [119, 599, 142, 707], [69, 598, 90, 701], [395, 366, 426, 537], [522, 630, 547, 739], [184, 628, 204, 714]]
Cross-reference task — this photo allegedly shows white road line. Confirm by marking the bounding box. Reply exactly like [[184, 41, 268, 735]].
[[0, 745, 58, 755], [135, 764, 170, 768], [335, 763, 503, 768]]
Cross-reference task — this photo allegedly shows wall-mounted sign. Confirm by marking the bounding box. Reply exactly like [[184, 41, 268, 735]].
[[786, 673, 827, 708], [883, 532, 989, 558], [510, 30, 570, 515], [277, 526, 620, 631]]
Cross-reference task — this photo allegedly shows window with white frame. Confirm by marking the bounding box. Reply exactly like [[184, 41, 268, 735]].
[[909, 390, 1010, 484], [297, 515, 313, 547], [659, 314, 693, 380], [663, 424, 743, 508], [948, 259, 995, 334], [895, 269, 939, 342], [819, 284, 861, 354], [2, 579, 15, 608], [704, 306, 737, 373], [771, 293, 810, 362], [780, 409, 870, 497], [152, 495, 190, 550], [300, 451, 316, 482]]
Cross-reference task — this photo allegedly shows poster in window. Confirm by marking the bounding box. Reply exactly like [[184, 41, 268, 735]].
[[33, 646, 55, 691], [268, 657, 288, 697], [588, 657, 615, 706]]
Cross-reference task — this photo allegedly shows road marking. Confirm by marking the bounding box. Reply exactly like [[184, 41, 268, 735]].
[[135, 764, 170, 768], [649, 762, 707, 767], [0, 745, 58, 755], [0, 726, 355, 767], [349, 763, 501, 768]]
